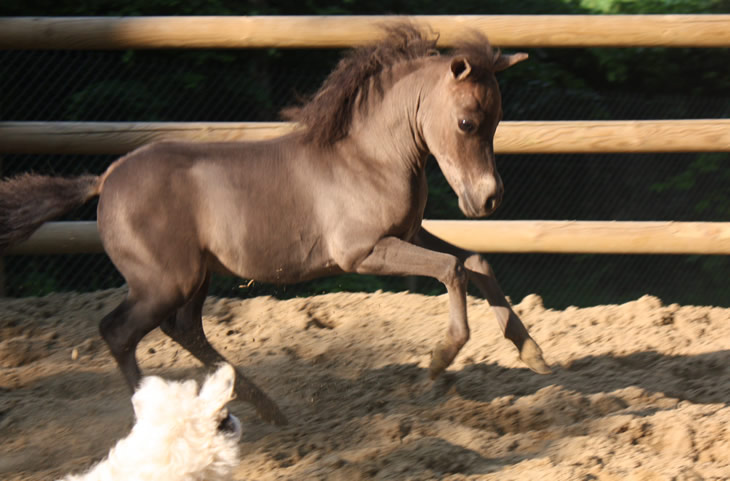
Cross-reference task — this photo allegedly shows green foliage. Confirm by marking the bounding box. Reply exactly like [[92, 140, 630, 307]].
[[16, 269, 60, 297], [651, 154, 730, 218], [65, 79, 168, 120], [574, 0, 729, 13]]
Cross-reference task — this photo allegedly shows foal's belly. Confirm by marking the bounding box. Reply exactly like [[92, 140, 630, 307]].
[[210, 249, 343, 285], [204, 225, 341, 285]]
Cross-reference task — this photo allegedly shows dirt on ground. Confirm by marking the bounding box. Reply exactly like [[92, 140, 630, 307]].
[[0, 288, 729, 480]]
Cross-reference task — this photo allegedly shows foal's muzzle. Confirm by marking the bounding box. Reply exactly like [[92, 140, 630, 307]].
[[459, 183, 503, 218]]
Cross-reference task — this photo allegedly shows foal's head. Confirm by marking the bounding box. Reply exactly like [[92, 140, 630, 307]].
[[419, 43, 527, 218], [283, 24, 527, 219]]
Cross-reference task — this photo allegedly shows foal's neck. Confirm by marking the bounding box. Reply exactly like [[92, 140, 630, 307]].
[[340, 59, 435, 175]]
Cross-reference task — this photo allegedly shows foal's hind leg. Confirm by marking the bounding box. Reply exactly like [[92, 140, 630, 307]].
[[100, 292, 182, 391], [160, 274, 288, 425], [414, 227, 551, 374]]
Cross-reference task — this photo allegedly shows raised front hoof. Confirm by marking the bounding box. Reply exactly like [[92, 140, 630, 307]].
[[519, 337, 552, 375], [256, 401, 289, 426]]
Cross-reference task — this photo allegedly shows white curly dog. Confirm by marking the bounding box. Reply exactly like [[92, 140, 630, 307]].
[[59, 363, 242, 481]]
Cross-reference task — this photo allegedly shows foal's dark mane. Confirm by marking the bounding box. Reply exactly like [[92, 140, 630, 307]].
[[282, 23, 501, 147]]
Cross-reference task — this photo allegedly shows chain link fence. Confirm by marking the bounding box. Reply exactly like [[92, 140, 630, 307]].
[[1, 48, 729, 308]]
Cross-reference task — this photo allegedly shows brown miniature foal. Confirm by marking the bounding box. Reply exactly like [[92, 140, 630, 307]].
[[0, 24, 549, 424]]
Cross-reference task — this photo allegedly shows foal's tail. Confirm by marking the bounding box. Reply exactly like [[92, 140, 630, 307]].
[[0, 173, 102, 253]]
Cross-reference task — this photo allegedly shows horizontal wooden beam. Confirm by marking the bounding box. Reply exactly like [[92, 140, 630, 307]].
[[496, 119, 730, 154], [422, 220, 730, 255], [0, 122, 300, 155], [6, 222, 105, 255], [6, 221, 730, 255], [1, 15, 729, 49], [2, 120, 729, 155]]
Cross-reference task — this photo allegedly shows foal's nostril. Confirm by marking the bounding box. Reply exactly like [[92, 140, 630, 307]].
[[486, 195, 500, 212]]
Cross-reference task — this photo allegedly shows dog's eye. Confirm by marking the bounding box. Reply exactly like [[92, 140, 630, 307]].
[[217, 408, 229, 422], [217, 411, 237, 434], [458, 119, 476, 133]]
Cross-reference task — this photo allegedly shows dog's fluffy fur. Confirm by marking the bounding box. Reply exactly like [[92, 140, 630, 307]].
[[59, 364, 242, 481]]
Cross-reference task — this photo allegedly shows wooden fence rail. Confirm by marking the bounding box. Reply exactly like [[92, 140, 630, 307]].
[[2, 15, 729, 257], [1, 15, 730, 49], [7, 221, 730, 256], [3, 120, 729, 155]]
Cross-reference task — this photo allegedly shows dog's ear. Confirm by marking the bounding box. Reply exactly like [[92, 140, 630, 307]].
[[199, 363, 236, 412]]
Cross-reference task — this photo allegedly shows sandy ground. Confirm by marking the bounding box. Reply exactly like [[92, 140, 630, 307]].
[[0, 288, 729, 480]]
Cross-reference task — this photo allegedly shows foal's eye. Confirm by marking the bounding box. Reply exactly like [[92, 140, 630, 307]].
[[458, 119, 476, 133]]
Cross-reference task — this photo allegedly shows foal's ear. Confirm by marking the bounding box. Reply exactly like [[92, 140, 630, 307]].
[[450, 56, 472, 81], [494, 52, 529, 72]]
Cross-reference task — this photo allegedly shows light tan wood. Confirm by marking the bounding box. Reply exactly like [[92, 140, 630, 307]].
[[0, 122, 301, 155], [496, 120, 730, 154], [1, 15, 729, 49], [423, 220, 730, 254], [2, 120, 728, 155], [6, 222, 104, 255], [8, 221, 730, 255]]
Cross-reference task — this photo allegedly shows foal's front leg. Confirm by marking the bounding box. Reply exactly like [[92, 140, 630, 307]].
[[353, 236, 470, 379], [413, 227, 551, 374]]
